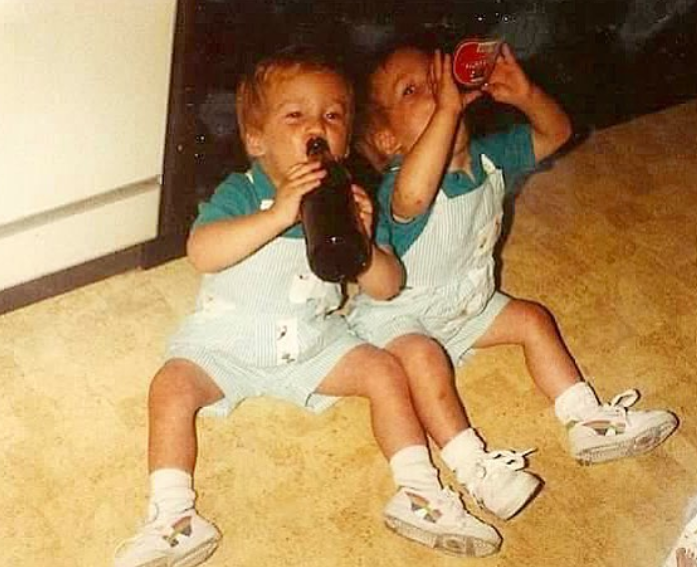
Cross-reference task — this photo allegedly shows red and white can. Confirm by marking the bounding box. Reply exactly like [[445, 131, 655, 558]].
[[452, 38, 502, 88]]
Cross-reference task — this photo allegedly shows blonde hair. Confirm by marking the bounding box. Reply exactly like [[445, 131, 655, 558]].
[[236, 46, 354, 155]]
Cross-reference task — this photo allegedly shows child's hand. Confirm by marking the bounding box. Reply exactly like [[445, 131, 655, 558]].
[[351, 184, 374, 238], [431, 50, 482, 115], [272, 162, 326, 228], [482, 44, 533, 106], [430, 50, 462, 115]]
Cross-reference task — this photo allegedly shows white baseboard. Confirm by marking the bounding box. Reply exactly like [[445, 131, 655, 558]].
[[0, 180, 161, 291]]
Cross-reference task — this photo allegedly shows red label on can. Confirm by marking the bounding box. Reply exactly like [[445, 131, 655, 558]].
[[452, 39, 502, 88]]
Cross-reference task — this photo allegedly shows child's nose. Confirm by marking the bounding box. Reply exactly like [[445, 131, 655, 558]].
[[306, 116, 326, 136]]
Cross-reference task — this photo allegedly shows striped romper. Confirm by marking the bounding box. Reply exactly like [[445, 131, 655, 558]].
[[167, 161, 365, 416], [348, 125, 536, 365]]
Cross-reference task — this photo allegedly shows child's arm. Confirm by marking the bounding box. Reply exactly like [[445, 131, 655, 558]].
[[393, 51, 481, 220], [187, 162, 326, 273], [483, 44, 572, 163], [357, 244, 404, 300], [352, 185, 404, 299]]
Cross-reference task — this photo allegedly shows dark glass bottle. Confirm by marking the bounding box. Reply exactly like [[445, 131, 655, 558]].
[[300, 137, 372, 283]]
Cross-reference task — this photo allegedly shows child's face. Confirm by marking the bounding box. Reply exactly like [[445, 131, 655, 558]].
[[370, 48, 437, 155], [246, 69, 352, 186]]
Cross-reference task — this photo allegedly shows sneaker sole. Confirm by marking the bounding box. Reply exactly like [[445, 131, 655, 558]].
[[383, 514, 500, 557], [172, 532, 221, 567], [575, 415, 678, 465], [480, 474, 544, 521]]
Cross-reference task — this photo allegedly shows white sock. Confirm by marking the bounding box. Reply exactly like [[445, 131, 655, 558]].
[[389, 445, 442, 495], [554, 381, 600, 425], [149, 468, 196, 518], [440, 428, 487, 488]]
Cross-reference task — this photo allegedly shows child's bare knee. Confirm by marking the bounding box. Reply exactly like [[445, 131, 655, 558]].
[[517, 300, 556, 336], [364, 351, 410, 398], [148, 359, 207, 414], [389, 333, 443, 366]]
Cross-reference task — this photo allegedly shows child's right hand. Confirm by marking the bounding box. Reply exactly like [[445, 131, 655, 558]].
[[271, 161, 327, 228], [430, 50, 482, 115]]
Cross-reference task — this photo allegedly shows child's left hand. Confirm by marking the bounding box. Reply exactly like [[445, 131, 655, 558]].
[[351, 184, 374, 238], [482, 44, 533, 106]]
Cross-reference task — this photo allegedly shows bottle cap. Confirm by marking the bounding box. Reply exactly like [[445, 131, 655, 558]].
[[452, 39, 502, 88], [306, 137, 329, 156]]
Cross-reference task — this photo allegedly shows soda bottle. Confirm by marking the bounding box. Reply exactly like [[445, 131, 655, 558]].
[[300, 137, 372, 283]]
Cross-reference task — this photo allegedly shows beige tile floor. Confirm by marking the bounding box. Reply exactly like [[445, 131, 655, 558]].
[[1, 100, 696, 567]]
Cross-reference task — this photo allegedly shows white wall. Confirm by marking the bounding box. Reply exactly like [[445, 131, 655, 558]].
[[0, 0, 176, 290]]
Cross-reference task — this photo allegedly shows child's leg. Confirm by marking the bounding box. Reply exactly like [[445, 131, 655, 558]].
[[115, 359, 224, 567], [473, 298, 678, 464], [386, 333, 541, 520], [316, 343, 426, 457], [472, 299, 582, 400], [385, 334, 469, 447], [316, 343, 501, 557], [148, 358, 225, 473]]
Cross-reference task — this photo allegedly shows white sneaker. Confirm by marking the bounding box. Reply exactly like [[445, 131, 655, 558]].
[[663, 498, 697, 567], [114, 506, 221, 567], [383, 487, 501, 557], [461, 449, 542, 520], [567, 389, 678, 465]]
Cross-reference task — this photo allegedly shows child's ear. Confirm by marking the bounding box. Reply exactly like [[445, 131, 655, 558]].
[[373, 129, 400, 158]]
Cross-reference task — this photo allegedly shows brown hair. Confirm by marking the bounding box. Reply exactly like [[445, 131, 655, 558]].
[[354, 36, 445, 173], [236, 45, 354, 154], [353, 43, 419, 173]]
